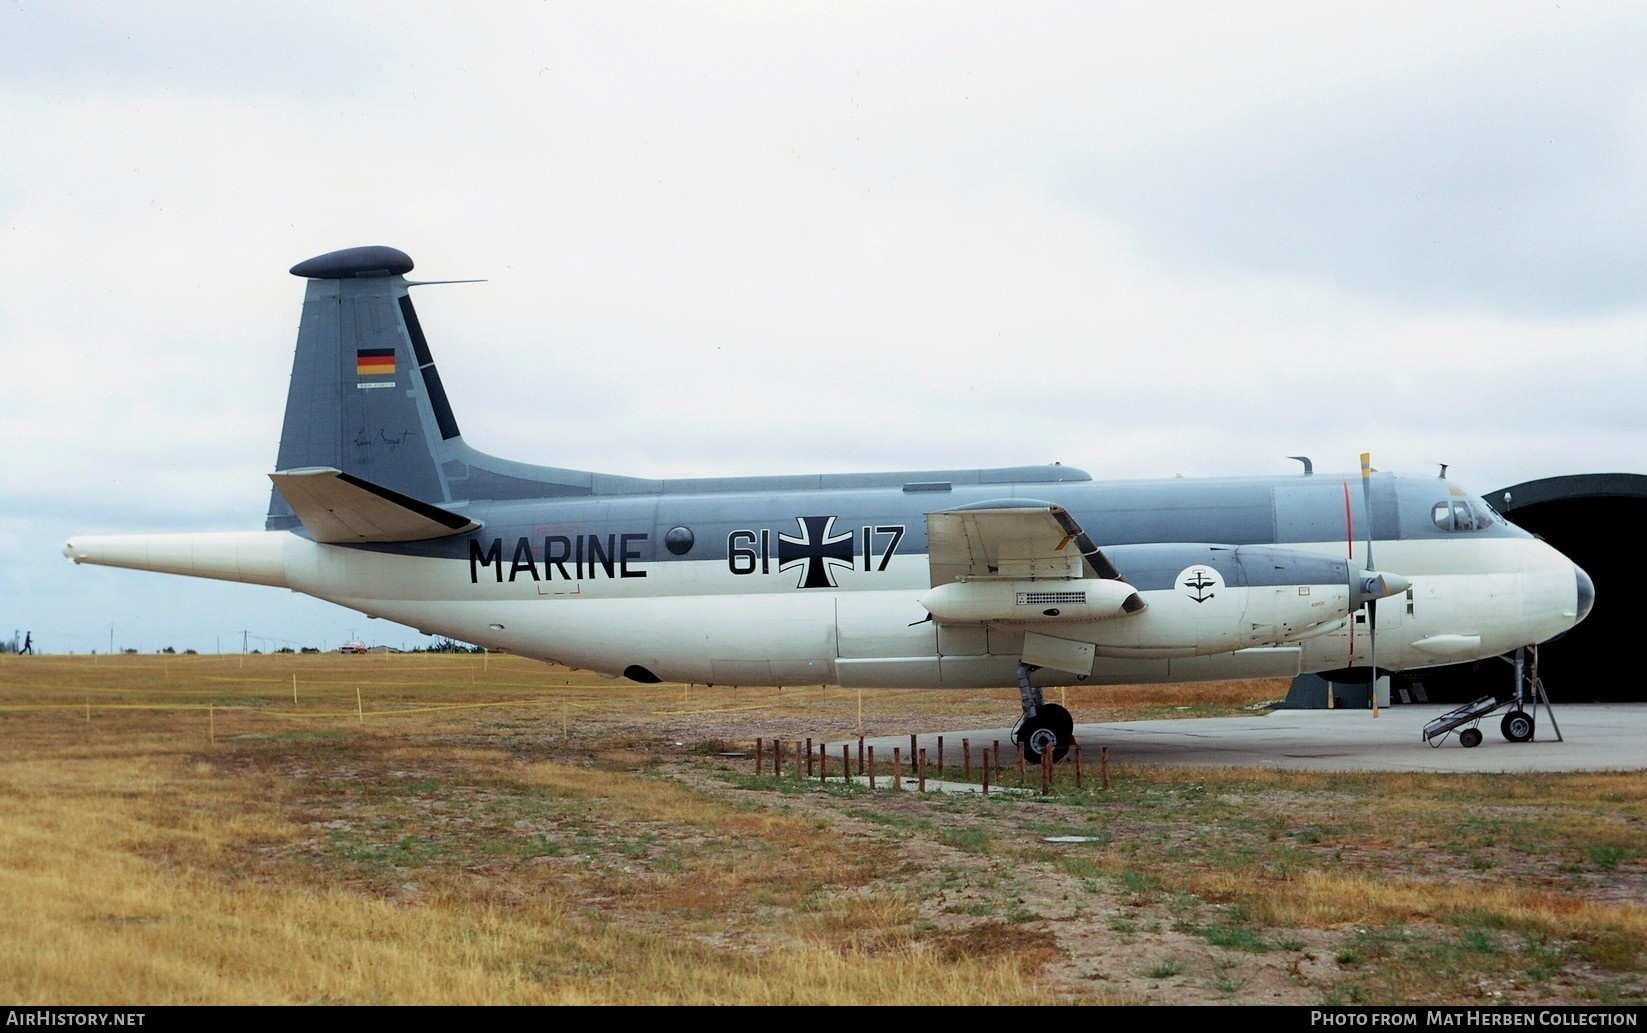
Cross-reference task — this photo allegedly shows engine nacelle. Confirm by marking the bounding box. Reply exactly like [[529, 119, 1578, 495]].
[[948, 543, 1406, 659], [1083, 543, 1406, 657], [1085, 578, 1354, 657]]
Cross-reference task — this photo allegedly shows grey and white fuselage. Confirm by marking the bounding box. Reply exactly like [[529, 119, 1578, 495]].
[[63, 246, 1594, 700]]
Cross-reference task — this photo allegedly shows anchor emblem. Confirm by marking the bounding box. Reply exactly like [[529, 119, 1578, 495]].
[[1180, 566, 1221, 604]]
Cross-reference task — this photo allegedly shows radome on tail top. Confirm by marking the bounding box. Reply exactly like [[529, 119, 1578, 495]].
[[64, 245, 1595, 761]]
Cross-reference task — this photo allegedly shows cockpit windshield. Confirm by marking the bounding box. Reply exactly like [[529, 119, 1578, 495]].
[[1432, 496, 1498, 532]]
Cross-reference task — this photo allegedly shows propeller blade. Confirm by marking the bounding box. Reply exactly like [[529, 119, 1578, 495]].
[[1342, 473, 1356, 666], [1361, 452, 1379, 718], [1360, 453, 1374, 570]]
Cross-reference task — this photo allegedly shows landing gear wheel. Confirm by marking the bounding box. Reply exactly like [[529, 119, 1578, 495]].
[[1016, 709, 1072, 764], [1501, 709, 1535, 743], [1041, 703, 1075, 739], [1459, 727, 1483, 749]]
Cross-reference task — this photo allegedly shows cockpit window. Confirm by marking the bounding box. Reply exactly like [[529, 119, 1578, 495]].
[[1432, 498, 1496, 532]]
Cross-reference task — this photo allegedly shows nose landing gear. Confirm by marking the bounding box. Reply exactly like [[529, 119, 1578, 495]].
[[1422, 645, 1561, 748], [1501, 708, 1535, 743]]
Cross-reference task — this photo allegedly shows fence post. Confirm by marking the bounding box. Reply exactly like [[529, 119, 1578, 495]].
[[963, 738, 971, 779], [918, 748, 927, 793], [892, 747, 902, 790], [868, 746, 876, 789]]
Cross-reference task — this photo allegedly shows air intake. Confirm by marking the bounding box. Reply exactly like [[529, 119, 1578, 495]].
[[1018, 591, 1087, 605]]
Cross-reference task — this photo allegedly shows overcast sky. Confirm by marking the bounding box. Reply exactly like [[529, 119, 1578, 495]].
[[4, 1, 1645, 655]]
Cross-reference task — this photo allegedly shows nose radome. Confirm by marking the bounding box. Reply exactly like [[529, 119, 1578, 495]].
[[1574, 565, 1595, 624]]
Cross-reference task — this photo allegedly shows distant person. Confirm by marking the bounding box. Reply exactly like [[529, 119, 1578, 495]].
[[22, 632, 33, 655]]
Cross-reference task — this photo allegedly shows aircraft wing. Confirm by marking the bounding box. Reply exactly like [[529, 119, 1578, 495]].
[[268, 467, 481, 544], [926, 501, 1122, 588]]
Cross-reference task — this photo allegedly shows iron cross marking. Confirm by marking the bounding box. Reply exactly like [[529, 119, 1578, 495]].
[[777, 516, 855, 589]]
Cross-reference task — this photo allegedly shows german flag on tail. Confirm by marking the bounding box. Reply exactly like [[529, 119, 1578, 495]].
[[356, 348, 396, 376]]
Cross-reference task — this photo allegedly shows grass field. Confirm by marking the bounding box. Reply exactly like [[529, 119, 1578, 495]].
[[1, 653, 1643, 1006]]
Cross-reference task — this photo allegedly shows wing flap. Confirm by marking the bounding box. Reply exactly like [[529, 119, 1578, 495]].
[[926, 501, 1120, 587], [269, 467, 480, 544]]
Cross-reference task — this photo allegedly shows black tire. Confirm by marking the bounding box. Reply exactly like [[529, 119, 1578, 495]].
[[1041, 703, 1075, 738], [1016, 713, 1070, 764], [1459, 727, 1483, 748], [1501, 709, 1535, 743]]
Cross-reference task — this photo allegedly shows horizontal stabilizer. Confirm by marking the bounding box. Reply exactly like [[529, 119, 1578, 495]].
[[269, 468, 480, 544]]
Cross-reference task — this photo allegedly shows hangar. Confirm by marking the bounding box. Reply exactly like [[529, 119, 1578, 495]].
[[1292, 473, 1641, 707]]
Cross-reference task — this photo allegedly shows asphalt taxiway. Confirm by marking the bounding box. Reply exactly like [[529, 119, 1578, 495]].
[[839, 703, 1647, 775]]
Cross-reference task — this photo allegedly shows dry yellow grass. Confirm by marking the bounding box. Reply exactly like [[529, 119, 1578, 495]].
[[0, 654, 1056, 1004], [1, 653, 1642, 1006]]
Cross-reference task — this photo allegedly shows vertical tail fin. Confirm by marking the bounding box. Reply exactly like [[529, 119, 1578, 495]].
[[269, 246, 656, 531], [267, 246, 461, 530]]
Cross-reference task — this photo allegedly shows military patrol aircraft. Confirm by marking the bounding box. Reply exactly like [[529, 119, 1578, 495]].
[[63, 245, 1595, 761]]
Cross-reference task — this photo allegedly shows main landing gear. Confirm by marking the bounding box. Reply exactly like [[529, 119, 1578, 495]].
[[1011, 662, 1074, 763]]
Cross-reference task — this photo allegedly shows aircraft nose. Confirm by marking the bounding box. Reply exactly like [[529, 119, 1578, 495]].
[[1574, 564, 1595, 624]]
